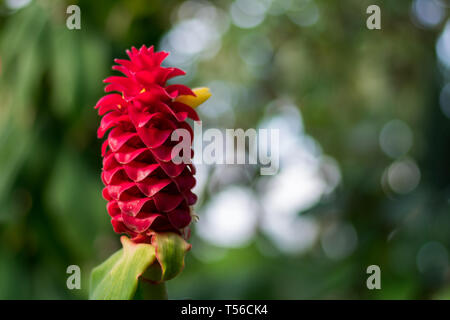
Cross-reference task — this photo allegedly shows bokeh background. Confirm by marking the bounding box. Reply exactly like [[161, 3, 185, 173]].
[[1, 0, 450, 299]]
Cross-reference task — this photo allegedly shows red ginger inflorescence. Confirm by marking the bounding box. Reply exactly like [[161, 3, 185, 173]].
[[95, 45, 201, 243]]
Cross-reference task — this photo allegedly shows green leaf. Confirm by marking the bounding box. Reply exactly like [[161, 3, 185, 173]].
[[152, 232, 191, 281], [89, 236, 156, 300]]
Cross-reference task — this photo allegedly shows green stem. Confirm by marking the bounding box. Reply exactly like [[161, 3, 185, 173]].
[[135, 278, 168, 300]]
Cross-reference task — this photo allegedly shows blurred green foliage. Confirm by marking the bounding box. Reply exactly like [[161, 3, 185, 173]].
[[0, 0, 449, 299]]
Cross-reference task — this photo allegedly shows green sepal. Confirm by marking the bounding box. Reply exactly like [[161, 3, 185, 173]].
[[151, 232, 191, 281]]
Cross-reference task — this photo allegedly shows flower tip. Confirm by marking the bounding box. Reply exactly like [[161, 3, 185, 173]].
[[175, 87, 211, 109]]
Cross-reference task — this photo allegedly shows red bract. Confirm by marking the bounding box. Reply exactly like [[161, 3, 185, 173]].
[[95, 45, 199, 243]]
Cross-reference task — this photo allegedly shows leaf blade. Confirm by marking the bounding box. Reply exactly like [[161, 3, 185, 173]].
[[89, 236, 156, 300]]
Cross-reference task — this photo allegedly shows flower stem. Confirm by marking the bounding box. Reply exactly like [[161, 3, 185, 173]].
[[135, 278, 168, 300]]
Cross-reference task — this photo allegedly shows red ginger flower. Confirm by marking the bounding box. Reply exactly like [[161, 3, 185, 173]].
[[95, 45, 207, 243]]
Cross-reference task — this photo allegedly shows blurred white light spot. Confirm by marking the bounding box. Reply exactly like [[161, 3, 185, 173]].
[[263, 215, 319, 254], [176, 2, 230, 36], [412, 0, 445, 28], [168, 19, 215, 55], [236, 0, 272, 16], [268, 0, 292, 15], [258, 102, 305, 159], [5, 0, 31, 10], [256, 102, 341, 254], [208, 165, 249, 192], [192, 164, 211, 197], [196, 187, 258, 247], [439, 83, 450, 118], [288, 0, 320, 27], [239, 34, 273, 67], [263, 161, 326, 215], [230, 0, 267, 29], [321, 223, 358, 260], [198, 81, 236, 126], [161, 3, 227, 67], [436, 0, 450, 8], [177, 1, 204, 20], [321, 156, 342, 193], [260, 160, 322, 255], [197, 6, 231, 35], [387, 158, 421, 194], [416, 241, 449, 274], [379, 119, 413, 159], [436, 20, 450, 68], [258, 102, 340, 215]]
